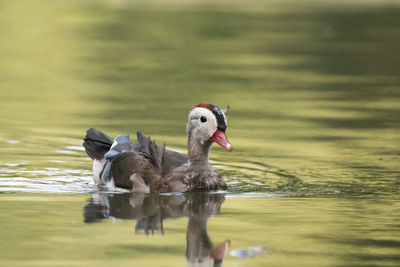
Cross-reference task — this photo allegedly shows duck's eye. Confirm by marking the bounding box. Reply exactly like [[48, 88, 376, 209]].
[[200, 116, 207, 123]]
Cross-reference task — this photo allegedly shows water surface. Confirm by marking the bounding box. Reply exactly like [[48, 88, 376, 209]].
[[0, 0, 399, 266]]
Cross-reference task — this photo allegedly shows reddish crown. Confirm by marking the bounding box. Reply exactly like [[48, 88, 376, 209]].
[[194, 102, 214, 111]]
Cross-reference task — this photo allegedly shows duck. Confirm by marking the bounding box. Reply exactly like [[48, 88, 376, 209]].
[[82, 103, 233, 193]]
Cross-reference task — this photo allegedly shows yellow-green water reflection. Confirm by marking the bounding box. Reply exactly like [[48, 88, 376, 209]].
[[0, 0, 400, 266], [1, 193, 399, 266]]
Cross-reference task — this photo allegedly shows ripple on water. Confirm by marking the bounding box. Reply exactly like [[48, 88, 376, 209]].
[[0, 157, 397, 197], [0, 165, 94, 193], [54, 150, 77, 154], [0, 150, 397, 197]]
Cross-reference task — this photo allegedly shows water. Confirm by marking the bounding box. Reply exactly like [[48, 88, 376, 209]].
[[1, 0, 400, 266]]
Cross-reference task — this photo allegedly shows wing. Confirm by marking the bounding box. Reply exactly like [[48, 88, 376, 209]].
[[110, 152, 150, 189], [137, 131, 165, 169]]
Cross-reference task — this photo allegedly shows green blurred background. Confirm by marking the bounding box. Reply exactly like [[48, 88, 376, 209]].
[[0, 0, 399, 266]]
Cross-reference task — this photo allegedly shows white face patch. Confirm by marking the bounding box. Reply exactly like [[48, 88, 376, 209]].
[[187, 107, 218, 141]]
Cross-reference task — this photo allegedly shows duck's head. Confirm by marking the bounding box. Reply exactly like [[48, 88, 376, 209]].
[[186, 103, 233, 152]]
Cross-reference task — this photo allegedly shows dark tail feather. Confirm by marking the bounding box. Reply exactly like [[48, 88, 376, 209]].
[[137, 131, 147, 152], [137, 131, 165, 169], [83, 128, 114, 160]]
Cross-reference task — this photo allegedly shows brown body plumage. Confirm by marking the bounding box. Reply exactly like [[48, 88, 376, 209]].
[[83, 103, 232, 193]]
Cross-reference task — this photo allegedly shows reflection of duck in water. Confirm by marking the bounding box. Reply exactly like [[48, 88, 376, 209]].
[[82, 103, 232, 193], [84, 193, 229, 266]]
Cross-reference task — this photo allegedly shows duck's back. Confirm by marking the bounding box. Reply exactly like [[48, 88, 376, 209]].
[[161, 149, 188, 176]]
